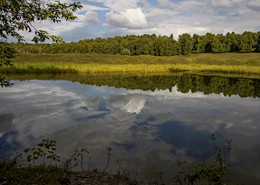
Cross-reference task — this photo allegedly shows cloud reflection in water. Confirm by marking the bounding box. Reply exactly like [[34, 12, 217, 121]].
[[0, 80, 260, 183]]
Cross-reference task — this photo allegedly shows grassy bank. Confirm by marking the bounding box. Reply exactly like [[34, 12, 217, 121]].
[[1, 53, 260, 77]]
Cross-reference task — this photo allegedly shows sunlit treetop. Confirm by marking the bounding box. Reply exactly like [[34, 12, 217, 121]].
[[0, 0, 82, 43]]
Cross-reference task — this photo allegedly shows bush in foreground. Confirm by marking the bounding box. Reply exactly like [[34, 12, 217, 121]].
[[0, 136, 231, 185]]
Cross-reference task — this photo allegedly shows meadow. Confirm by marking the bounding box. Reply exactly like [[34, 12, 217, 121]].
[[1, 53, 260, 78]]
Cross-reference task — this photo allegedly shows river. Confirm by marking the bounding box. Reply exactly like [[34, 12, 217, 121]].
[[0, 74, 259, 184]]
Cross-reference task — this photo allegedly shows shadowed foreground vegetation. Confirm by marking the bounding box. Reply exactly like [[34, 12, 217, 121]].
[[0, 53, 260, 78], [0, 137, 232, 185]]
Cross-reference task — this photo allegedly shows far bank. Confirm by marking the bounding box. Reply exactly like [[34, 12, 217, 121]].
[[0, 53, 260, 78]]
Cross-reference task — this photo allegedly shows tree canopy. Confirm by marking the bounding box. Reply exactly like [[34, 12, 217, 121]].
[[0, 0, 82, 43], [9, 31, 260, 56], [0, 0, 82, 87]]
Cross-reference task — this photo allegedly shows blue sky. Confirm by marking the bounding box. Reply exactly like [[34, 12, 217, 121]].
[[20, 0, 260, 42]]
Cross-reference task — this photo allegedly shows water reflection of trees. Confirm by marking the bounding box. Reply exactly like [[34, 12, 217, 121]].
[[4, 74, 260, 98], [176, 75, 260, 98], [76, 74, 260, 98], [0, 77, 13, 87]]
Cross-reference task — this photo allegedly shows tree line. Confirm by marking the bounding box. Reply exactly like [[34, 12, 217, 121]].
[[9, 31, 260, 55]]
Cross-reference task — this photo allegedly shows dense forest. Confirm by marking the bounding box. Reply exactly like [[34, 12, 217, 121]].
[[8, 31, 260, 56]]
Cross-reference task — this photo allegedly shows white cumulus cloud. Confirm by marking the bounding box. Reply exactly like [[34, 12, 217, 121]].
[[210, 0, 244, 7], [83, 11, 100, 25], [106, 94, 147, 114], [8, 0, 260, 42], [157, 0, 176, 10], [105, 8, 148, 29], [248, 0, 260, 10], [248, 0, 260, 6]]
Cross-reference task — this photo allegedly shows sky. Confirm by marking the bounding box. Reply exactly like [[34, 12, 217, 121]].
[[21, 0, 260, 42]]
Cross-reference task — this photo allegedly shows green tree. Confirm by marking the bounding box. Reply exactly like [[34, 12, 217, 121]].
[[204, 33, 215, 52], [0, 43, 15, 67], [154, 36, 165, 56], [178, 33, 193, 55], [225, 32, 239, 52], [192, 34, 204, 53], [238, 31, 258, 52], [0, 43, 16, 87], [257, 31, 260, 52], [211, 34, 225, 53], [163, 35, 179, 56], [0, 0, 82, 87], [0, 0, 82, 43]]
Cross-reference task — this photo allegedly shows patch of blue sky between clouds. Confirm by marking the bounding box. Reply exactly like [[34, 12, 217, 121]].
[[85, 1, 107, 8], [76, 0, 108, 9], [216, 10, 229, 16], [147, 0, 158, 6], [172, 0, 183, 2], [97, 10, 110, 24], [147, 0, 180, 7]]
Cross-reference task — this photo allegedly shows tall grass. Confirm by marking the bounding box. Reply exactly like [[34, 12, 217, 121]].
[[169, 64, 260, 75], [1, 53, 259, 78], [13, 53, 260, 65]]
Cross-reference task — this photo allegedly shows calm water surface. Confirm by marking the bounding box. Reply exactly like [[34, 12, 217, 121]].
[[0, 76, 260, 184]]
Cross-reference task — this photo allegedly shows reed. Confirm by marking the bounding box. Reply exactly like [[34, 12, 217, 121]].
[[169, 64, 260, 75]]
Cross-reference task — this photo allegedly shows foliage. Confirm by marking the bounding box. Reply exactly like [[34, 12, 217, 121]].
[[0, 137, 234, 185], [120, 48, 131, 55], [0, 77, 13, 87], [8, 31, 260, 55], [0, 161, 69, 185], [1, 53, 260, 78], [0, 43, 15, 67], [0, 0, 82, 88], [0, 43, 16, 87], [115, 159, 128, 175], [174, 135, 232, 185], [62, 147, 90, 172], [24, 139, 60, 166], [0, 0, 82, 43], [179, 33, 193, 55], [238, 31, 258, 53], [103, 147, 112, 172]]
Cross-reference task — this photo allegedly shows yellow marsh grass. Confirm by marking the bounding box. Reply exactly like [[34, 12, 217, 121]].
[[2, 53, 259, 77], [10, 62, 260, 75], [12, 63, 174, 73], [169, 64, 260, 74]]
